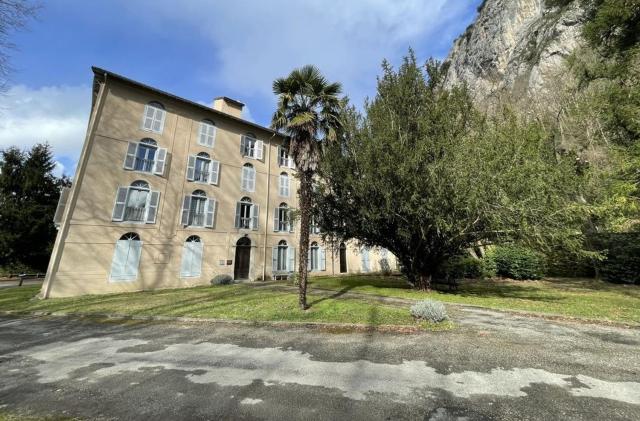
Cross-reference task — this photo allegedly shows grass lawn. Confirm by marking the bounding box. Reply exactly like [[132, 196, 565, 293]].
[[308, 276, 640, 324], [0, 283, 418, 327]]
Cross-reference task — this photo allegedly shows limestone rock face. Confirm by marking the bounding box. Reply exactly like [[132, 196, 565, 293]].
[[444, 0, 586, 103]]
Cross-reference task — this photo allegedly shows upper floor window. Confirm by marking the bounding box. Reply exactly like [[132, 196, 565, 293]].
[[142, 102, 166, 134], [278, 145, 295, 168], [308, 241, 326, 272], [123, 139, 167, 176], [109, 232, 142, 282], [241, 163, 256, 192], [240, 133, 264, 160], [279, 172, 290, 197], [112, 180, 160, 224], [186, 152, 220, 185], [198, 120, 216, 148], [180, 235, 203, 278], [310, 215, 321, 235], [274, 202, 293, 233], [272, 240, 295, 273], [235, 196, 259, 230], [180, 190, 216, 228]]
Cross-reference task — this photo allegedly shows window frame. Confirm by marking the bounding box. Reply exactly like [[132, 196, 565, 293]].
[[141, 102, 166, 134]]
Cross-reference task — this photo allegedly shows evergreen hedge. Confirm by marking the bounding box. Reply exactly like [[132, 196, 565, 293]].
[[489, 245, 545, 280]]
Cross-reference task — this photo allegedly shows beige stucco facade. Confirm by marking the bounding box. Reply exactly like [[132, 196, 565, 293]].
[[41, 68, 396, 298]]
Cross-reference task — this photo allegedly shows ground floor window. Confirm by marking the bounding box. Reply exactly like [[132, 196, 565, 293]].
[[272, 240, 295, 273], [109, 232, 142, 281], [308, 242, 326, 271], [180, 235, 203, 278], [361, 247, 370, 273]]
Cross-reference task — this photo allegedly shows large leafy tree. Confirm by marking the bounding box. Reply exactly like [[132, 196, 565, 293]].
[[271, 65, 343, 309], [314, 53, 595, 290], [0, 143, 69, 272]]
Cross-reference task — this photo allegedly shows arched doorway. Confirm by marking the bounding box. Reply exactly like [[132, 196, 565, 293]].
[[339, 243, 347, 273], [234, 237, 251, 280]]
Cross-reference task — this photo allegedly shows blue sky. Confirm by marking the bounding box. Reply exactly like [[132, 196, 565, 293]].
[[0, 0, 481, 176]]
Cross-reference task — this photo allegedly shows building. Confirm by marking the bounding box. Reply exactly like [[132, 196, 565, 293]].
[[41, 67, 396, 298]]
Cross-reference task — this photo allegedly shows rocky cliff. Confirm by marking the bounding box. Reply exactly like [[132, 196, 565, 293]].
[[444, 0, 586, 103]]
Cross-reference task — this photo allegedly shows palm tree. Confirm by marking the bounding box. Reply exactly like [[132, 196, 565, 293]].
[[272, 65, 343, 310]]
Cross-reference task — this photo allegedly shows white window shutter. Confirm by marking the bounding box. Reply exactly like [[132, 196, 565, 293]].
[[154, 148, 167, 176], [255, 140, 264, 160], [145, 191, 160, 224], [249, 168, 256, 192], [180, 243, 193, 277], [152, 108, 165, 133], [109, 240, 128, 280], [191, 242, 203, 276], [241, 167, 248, 191], [126, 240, 143, 279], [208, 125, 216, 148], [142, 105, 155, 131], [240, 136, 247, 156], [320, 247, 326, 271], [272, 247, 278, 273], [273, 208, 280, 232], [209, 160, 220, 185], [123, 142, 137, 170], [186, 155, 196, 181], [234, 202, 241, 228], [287, 247, 295, 272], [198, 122, 206, 146], [277, 146, 283, 166], [251, 204, 259, 230], [289, 210, 295, 233], [307, 252, 312, 271], [181, 195, 192, 226], [112, 187, 129, 221], [205, 198, 216, 228]]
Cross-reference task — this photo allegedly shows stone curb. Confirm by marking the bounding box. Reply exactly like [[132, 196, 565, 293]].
[[0, 310, 429, 334]]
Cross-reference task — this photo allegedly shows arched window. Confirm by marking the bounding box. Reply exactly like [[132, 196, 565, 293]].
[[240, 132, 263, 160], [112, 180, 159, 224], [123, 138, 167, 175], [279, 172, 290, 197], [274, 202, 291, 232], [181, 190, 216, 228], [140, 138, 157, 146], [142, 101, 166, 134], [180, 235, 203, 278], [110, 232, 142, 281], [308, 242, 326, 272], [273, 240, 294, 273], [278, 144, 294, 168], [198, 119, 216, 148], [186, 151, 220, 185], [241, 163, 256, 192], [235, 196, 258, 230]]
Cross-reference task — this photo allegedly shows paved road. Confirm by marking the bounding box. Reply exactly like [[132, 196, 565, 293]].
[[0, 310, 639, 421]]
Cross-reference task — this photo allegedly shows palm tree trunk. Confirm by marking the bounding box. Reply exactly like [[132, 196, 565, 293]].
[[297, 170, 313, 310]]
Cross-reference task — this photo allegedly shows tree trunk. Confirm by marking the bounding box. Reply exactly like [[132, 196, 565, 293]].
[[415, 273, 433, 291], [297, 171, 313, 310]]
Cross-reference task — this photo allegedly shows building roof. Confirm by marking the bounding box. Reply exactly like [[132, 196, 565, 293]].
[[91, 66, 281, 137]]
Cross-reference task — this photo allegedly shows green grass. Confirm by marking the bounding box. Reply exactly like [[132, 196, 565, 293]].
[[308, 276, 640, 324], [0, 284, 417, 327]]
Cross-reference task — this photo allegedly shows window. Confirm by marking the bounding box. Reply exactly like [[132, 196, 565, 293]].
[[109, 232, 142, 281], [235, 197, 259, 230], [180, 235, 203, 278], [240, 133, 264, 160], [198, 120, 216, 148], [112, 181, 160, 224], [142, 102, 166, 134], [241, 163, 256, 192], [186, 152, 220, 185], [278, 145, 295, 168], [272, 240, 295, 273], [308, 242, 326, 271], [273, 203, 293, 232], [361, 247, 370, 273], [310, 215, 321, 234], [180, 190, 216, 228], [123, 139, 167, 176], [279, 172, 290, 197]]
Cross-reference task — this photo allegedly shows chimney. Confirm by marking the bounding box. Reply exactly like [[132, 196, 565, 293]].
[[212, 96, 244, 119]]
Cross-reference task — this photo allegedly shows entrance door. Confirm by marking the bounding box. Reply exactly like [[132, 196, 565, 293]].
[[234, 237, 251, 280], [339, 243, 347, 273]]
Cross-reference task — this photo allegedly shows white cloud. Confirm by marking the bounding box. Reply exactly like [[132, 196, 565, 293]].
[[0, 84, 90, 167], [122, 0, 476, 106]]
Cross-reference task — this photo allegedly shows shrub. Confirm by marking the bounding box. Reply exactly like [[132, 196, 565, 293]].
[[288, 272, 300, 286], [211, 274, 233, 285], [410, 300, 448, 322], [439, 256, 496, 280], [591, 233, 640, 284], [488, 245, 545, 280], [254, 275, 272, 282]]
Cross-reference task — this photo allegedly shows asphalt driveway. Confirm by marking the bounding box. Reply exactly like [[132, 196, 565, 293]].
[[0, 310, 639, 420]]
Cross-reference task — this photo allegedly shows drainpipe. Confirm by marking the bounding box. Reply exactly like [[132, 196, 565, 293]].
[[261, 133, 275, 281]]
